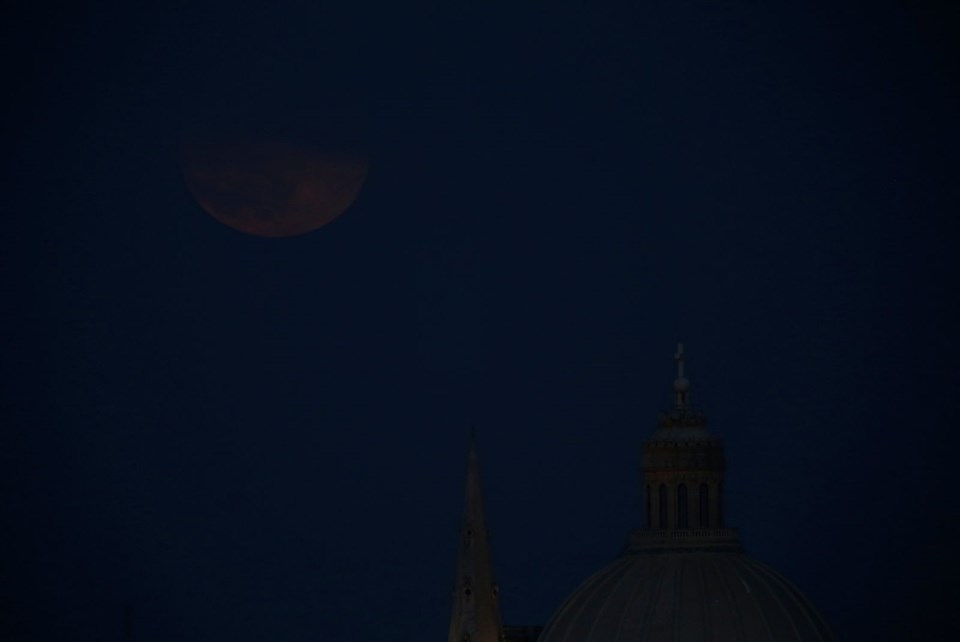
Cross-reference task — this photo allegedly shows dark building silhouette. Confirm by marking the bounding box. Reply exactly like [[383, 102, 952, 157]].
[[448, 345, 834, 642]]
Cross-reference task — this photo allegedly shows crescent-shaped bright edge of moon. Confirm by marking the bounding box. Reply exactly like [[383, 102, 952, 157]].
[[180, 138, 369, 237]]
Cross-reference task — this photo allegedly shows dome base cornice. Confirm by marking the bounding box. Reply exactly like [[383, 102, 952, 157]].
[[624, 528, 742, 554]]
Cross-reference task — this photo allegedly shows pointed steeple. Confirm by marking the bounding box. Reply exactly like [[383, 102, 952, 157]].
[[448, 434, 504, 642]]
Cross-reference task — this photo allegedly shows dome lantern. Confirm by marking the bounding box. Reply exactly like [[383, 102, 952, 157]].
[[642, 343, 728, 539]]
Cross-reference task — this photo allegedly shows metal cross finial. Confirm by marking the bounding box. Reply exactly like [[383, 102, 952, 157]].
[[673, 343, 689, 411]]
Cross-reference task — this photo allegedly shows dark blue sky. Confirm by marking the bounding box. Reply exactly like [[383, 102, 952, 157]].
[[3, 2, 958, 641]]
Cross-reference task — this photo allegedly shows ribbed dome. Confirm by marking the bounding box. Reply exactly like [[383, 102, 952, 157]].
[[538, 346, 835, 642], [539, 550, 834, 642]]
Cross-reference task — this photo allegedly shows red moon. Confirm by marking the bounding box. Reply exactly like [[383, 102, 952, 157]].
[[181, 138, 368, 237]]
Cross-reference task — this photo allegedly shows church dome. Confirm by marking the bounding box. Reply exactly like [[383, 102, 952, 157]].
[[538, 547, 834, 642], [539, 345, 834, 642]]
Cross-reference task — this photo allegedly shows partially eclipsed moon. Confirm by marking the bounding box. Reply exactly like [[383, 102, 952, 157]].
[[181, 138, 368, 237]]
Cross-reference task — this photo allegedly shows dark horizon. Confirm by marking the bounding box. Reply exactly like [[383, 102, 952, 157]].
[[3, 2, 958, 641]]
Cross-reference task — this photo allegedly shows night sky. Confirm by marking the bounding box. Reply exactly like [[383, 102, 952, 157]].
[[3, 2, 959, 641]]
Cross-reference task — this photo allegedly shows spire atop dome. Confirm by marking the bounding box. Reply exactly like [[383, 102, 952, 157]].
[[657, 343, 704, 429], [673, 342, 690, 410]]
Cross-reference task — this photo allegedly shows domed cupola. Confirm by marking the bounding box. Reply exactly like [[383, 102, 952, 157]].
[[537, 345, 835, 642], [638, 343, 734, 548]]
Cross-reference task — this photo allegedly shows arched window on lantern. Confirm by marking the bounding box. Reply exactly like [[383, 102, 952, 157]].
[[718, 481, 724, 527], [646, 484, 652, 528], [699, 483, 709, 528], [677, 484, 689, 529], [658, 484, 668, 529]]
